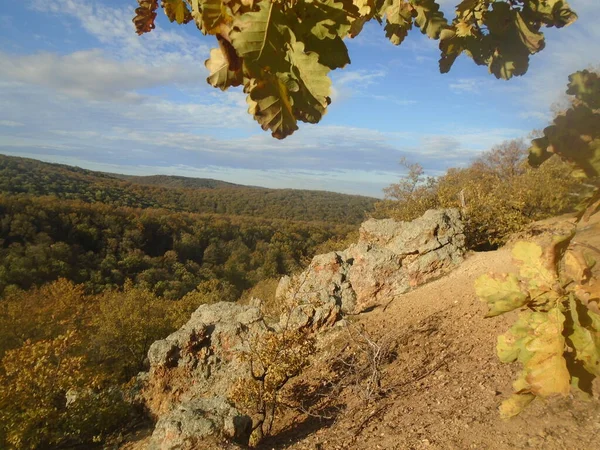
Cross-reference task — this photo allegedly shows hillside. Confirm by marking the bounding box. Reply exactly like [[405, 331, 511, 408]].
[[261, 214, 600, 450], [0, 194, 355, 297], [113, 174, 244, 189], [119, 212, 600, 450], [0, 154, 376, 225]]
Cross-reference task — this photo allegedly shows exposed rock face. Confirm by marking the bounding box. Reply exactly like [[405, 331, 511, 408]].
[[148, 397, 251, 450], [277, 209, 466, 314], [141, 302, 265, 447], [138, 209, 466, 447]]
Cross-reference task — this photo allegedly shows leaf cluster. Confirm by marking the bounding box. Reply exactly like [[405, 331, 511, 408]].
[[475, 70, 600, 418], [133, 0, 577, 138], [476, 237, 600, 417]]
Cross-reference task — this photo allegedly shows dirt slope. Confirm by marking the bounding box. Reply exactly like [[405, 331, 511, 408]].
[[263, 216, 600, 450]]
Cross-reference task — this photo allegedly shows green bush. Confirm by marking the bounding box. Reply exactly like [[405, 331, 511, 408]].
[[376, 141, 583, 249]]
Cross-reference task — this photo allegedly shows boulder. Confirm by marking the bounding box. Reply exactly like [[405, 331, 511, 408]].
[[148, 397, 252, 449], [141, 302, 265, 448], [278, 209, 466, 314]]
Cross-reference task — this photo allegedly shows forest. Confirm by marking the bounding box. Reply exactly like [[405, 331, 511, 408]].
[[0, 155, 368, 448], [0, 155, 376, 225]]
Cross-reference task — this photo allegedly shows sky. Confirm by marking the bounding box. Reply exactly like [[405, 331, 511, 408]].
[[0, 0, 598, 198]]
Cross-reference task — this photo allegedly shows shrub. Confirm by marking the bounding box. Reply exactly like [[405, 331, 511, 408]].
[[230, 327, 315, 444], [0, 332, 129, 449], [377, 141, 582, 249]]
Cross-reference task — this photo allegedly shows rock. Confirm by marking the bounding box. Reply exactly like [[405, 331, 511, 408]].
[[141, 302, 266, 442], [148, 397, 252, 449], [139, 209, 466, 445], [280, 209, 465, 314]]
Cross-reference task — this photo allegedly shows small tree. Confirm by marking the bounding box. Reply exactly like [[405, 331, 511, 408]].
[[373, 158, 439, 222], [230, 327, 315, 444]]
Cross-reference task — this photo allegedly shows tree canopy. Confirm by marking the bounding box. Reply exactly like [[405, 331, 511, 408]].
[[133, 0, 577, 138]]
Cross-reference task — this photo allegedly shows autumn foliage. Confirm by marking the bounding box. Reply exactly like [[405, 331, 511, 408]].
[[374, 140, 582, 248], [476, 70, 600, 417]]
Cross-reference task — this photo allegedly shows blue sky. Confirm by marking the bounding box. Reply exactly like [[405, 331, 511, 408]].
[[0, 0, 598, 197]]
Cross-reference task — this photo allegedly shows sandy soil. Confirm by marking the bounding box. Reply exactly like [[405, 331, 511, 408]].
[[260, 214, 600, 450]]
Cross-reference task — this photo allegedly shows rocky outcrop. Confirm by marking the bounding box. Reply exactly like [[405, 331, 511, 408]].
[[137, 209, 466, 448], [140, 302, 266, 447], [277, 209, 466, 314], [148, 397, 251, 450]]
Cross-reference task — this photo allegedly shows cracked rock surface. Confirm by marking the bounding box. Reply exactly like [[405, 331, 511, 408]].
[[278, 209, 466, 315]]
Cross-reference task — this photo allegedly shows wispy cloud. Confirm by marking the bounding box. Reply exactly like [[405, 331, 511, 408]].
[[449, 78, 483, 94], [0, 50, 202, 102], [513, 2, 600, 114], [0, 120, 24, 127], [29, 0, 209, 65]]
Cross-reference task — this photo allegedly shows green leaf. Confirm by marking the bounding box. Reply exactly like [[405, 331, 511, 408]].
[[301, 0, 353, 40], [514, 11, 545, 53], [512, 241, 557, 291], [530, 105, 600, 178], [293, 0, 352, 69], [499, 393, 535, 419], [528, 135, 552, 167], [287, 40, 332, 124], [197, 0, 229, 34], [353, 0, 374, 16], [522, 0, 578, 28], [410, 0, 447, 40], [303, 35, 350, 70], [485, 3, 531, 80], [438, 29, 461, 73], [497, 312, 534, 363], [205, 45, 243, 90], [246, 75, 299, 139], [438, 28, 489, 74], [529, 70, 600, 177], [230, 0, 291, 69], [569, 297, 600, 376], [567, 70, 600, 110], [163, 0, 192, 24], [384, 0, 414, 45], [475, 273, 530, 317]]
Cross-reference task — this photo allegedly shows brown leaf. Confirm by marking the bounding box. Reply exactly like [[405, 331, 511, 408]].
[[133, 0, 159, 35]]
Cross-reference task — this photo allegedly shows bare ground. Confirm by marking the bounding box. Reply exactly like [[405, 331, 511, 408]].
[[123, 214, 600, 450], [260, 215, 600, 450]]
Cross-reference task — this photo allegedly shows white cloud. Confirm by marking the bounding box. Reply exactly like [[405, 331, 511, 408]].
[[30, 0, 209, 65], [512, 2, 600, 114], [334, 69, 386, 88], [0, 70, 527, 179], [449, 78, 483, 93], [518, 111, 551, 122], [0, 120, 24, 127], [0, 50, 202, 102], [331, 69, 387, 102]]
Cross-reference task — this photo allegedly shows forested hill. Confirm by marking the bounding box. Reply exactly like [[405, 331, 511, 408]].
[[0, 154, 376, 224], [114, 174, 244, 189]]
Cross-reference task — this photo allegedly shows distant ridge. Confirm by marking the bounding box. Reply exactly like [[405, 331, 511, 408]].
[[113, 174, 247, 190], [0, 153, 377, 225]]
